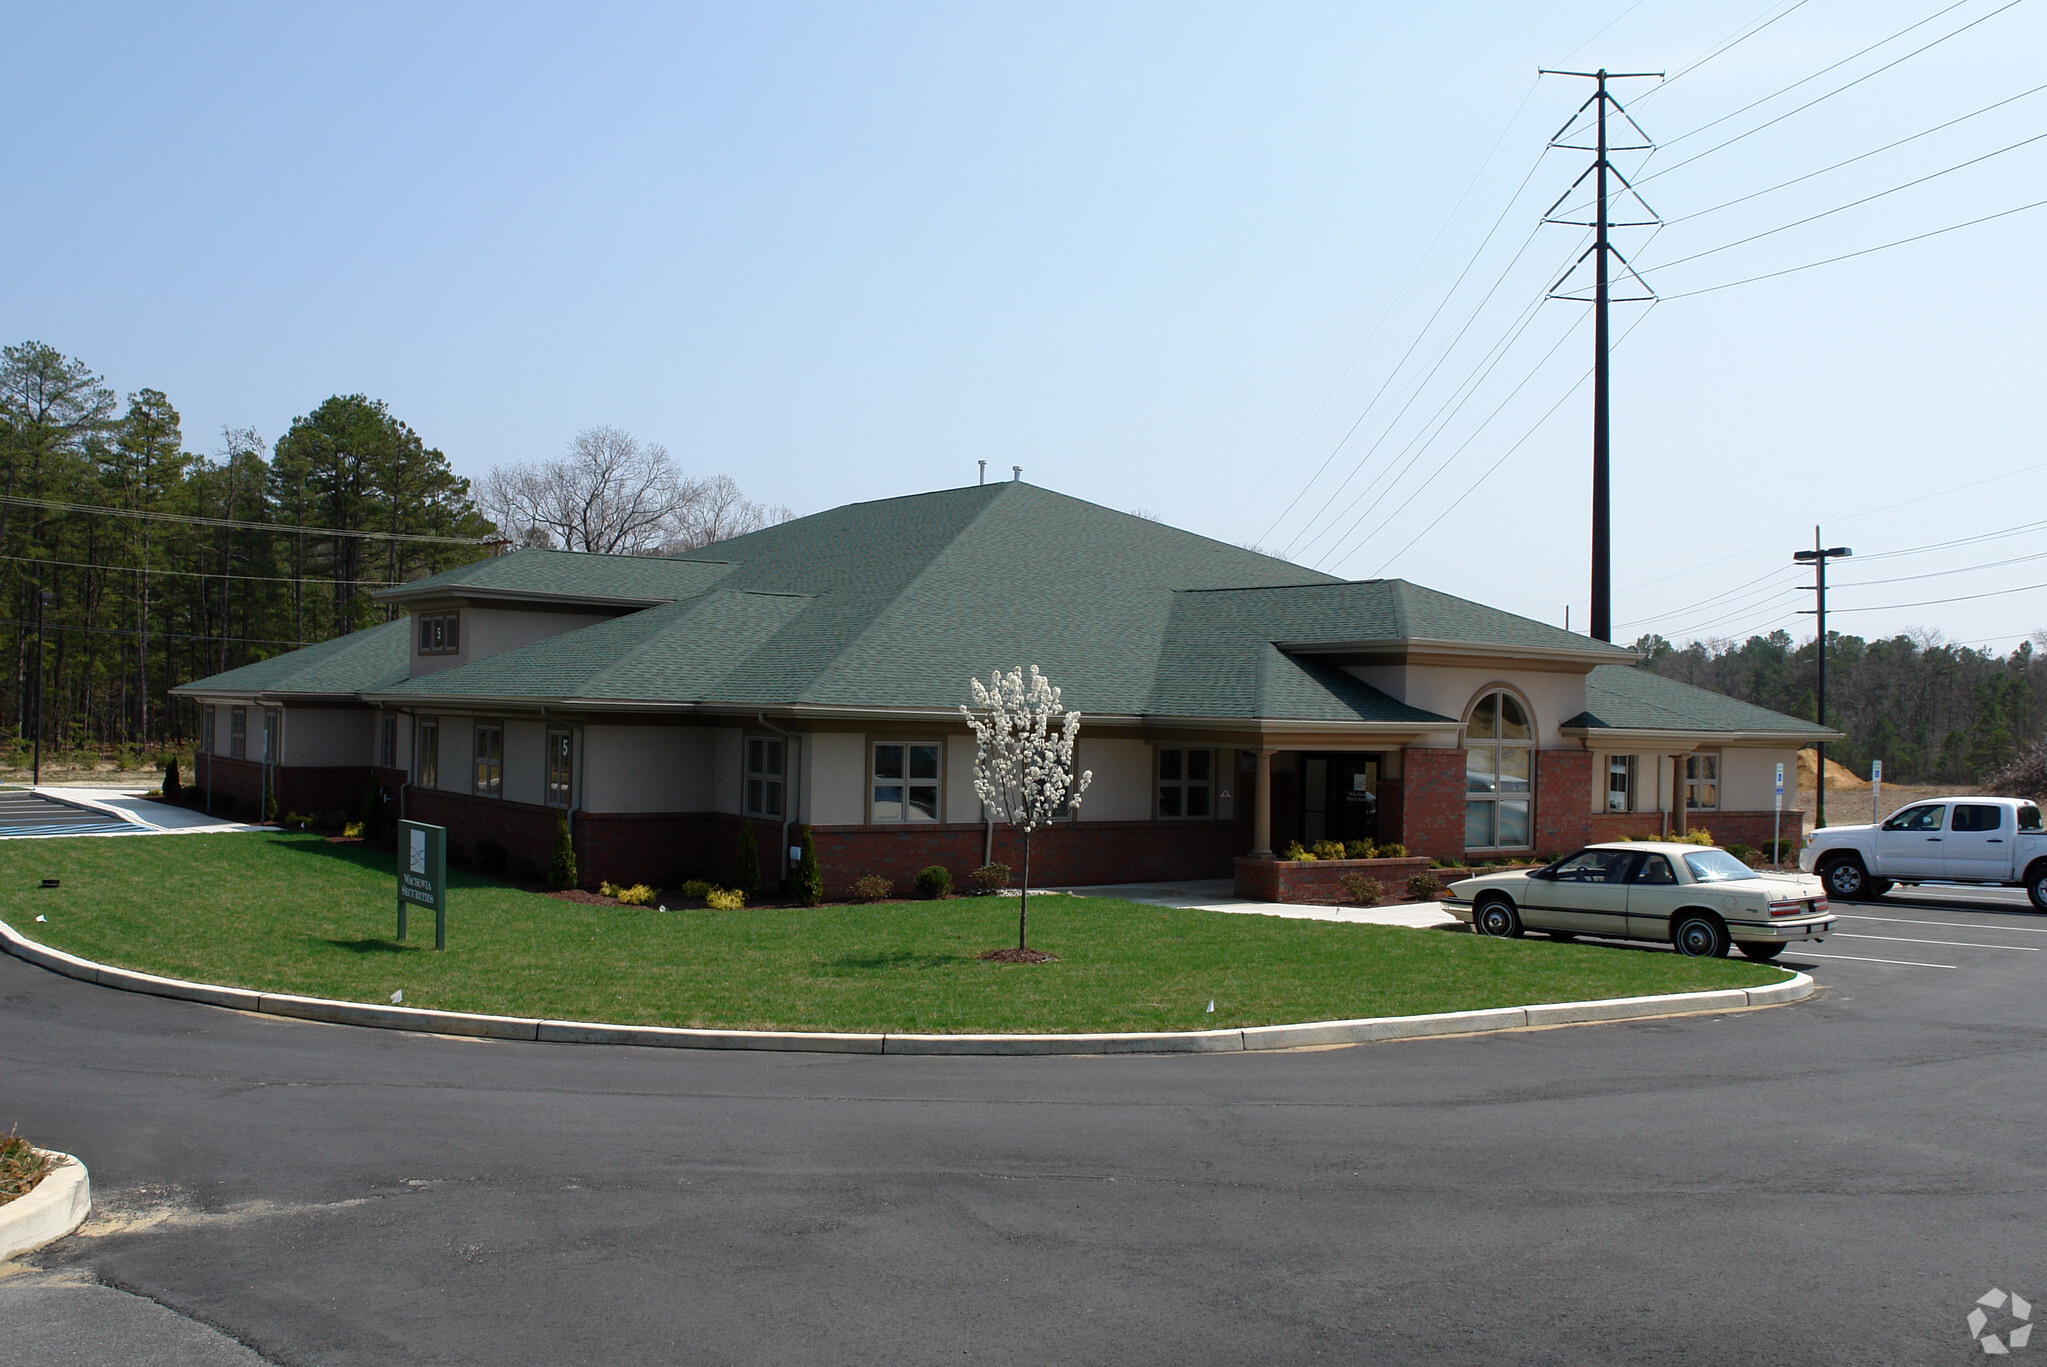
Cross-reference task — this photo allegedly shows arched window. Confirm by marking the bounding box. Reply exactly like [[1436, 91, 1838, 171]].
[[1465, 689, 1534, 850]]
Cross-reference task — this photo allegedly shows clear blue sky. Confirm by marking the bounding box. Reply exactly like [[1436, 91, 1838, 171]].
[[8, 1, 2044, 650]]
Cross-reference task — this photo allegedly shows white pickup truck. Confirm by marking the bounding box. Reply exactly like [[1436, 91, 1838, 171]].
[[1800, 795, 2047, 907]]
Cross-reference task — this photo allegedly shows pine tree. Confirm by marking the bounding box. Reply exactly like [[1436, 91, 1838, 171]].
[[547, 812, 578, 891], [734, 824, 762, 902], [794, 824, 823, 907]]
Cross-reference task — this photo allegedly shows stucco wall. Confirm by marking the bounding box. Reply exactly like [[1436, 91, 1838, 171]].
[[422, 714, 476, 792], [283, 707, 372, 767], [1720, 746, 1791, 812], [1077, 738, 1152, 822], [408, 606, 613, 678], [581, 724, 709, 813], [808, 731, 866, 826], [502, 719, 546, 806], [944, 734, 979, 825], [1345, 663, 1588, 749], [709, 727, 743, 815]]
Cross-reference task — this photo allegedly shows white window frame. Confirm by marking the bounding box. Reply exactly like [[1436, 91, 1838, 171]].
[[745, 736, 786, 818], [1156, 747, 1215, 820], [473, 723, 503, 798], [1605, 754, 1634, 814], [381, 716, 398, 770], [417, 611, 461, 656], [1685, 751, 1720, 811], [417, 719, 439, 789], [546, 729, 574, 808], [230, 706, 247, 759], [1464, 688, 1535, 851], [870, 740, 942, 823]]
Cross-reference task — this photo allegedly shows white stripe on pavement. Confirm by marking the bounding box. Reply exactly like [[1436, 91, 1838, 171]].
[[1837, 913, 2047, 935], [1833, 932, 2039, 952], [1795, 952, 1958, 969]]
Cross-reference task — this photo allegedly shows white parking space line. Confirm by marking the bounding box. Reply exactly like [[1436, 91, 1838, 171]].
[[1837, 913, 2047, 935], [1832, 932, 2040, 952], [1796, 952, 1959, 969]]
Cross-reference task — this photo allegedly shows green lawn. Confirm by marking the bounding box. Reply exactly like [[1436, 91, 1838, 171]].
[[3, 833, 1787, 1034]]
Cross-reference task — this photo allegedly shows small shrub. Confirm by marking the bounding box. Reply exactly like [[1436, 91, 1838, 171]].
[[1339, 873, 1384, 906], [1765, 838, 1798, 864], [1281, 840, 1313, 862], [966, 863, 1011, 896], [1680, 827, 1714, 847], [282, 810, 311, 830], [794, 826, 823, 907], [1310, 839, 1347, 861], [679, 879, 714, 901], [1726, 842, 1759, 865], [163, 757, 181, 800], [601, 882, 656, 906], [1343, 838, 1377, 860], [474, 839, 509, 875], [263, 790, 278, 824], [1431, 856, 1455, 869], [546, 812, 577, 891], [1407, 873, 1445, 902], [704, 887, 745, 910], [1376, 841, 1407, 858], [734, 825, 762, 902], [914, 864, 953, 899], [342, 820, 365, 839], [849, 873, 893, 902], [1, 1126, 55, 1204]]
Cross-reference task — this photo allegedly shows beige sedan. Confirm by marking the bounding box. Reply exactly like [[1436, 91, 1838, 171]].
[[1443, 843, 1835, 961]]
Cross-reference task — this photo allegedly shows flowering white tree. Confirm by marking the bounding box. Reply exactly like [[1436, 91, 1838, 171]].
[[962, 665, 1093, 952]]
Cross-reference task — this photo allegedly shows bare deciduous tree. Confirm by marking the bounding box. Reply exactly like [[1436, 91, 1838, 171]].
[[480, 426, 793, 556]]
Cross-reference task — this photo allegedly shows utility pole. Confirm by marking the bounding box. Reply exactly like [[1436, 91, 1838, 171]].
[[1541, 67, 1661, 642], [1795, 529, 1853, 828]]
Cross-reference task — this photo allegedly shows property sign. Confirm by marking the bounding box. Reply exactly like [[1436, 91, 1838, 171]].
[[397, 820, 447, 949], [1775, 763, 1784, 801]]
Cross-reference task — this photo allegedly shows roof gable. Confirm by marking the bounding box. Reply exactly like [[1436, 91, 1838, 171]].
[[1567, 665, 1838, 737]]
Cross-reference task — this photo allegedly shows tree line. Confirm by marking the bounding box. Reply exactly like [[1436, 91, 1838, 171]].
[[0, 339, 790, 761], [1633, 628, 2046, 786]]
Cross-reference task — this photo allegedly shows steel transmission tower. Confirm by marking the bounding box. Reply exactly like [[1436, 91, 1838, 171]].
[[1540, 68, 1661, 642]]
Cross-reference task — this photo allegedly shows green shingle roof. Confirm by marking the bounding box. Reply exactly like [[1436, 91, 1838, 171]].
[[374, 547, 735, 604], [174, 619, 411, 697], [175, 483, 1816, 735], [1567, 665, 1837, 737]]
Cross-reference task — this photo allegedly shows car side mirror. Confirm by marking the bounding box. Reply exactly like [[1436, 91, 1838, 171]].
[[1528, 869, 1554, 881]]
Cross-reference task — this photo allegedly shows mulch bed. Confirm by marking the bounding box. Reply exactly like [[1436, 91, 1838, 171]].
[[978, 947, 1059, 964]]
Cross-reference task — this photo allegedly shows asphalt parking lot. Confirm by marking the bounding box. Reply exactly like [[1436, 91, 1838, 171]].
[[2, 883, 2043, 1366]]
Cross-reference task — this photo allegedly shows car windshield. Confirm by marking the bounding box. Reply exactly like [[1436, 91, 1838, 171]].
[[1683, 849, 1758, 884]]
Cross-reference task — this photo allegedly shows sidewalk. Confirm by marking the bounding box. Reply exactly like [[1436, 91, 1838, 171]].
[[27, 785, 262, 836], [1047, 878, 1460, 930]]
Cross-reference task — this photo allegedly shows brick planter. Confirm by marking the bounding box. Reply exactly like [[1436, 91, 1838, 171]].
[[1234, 856, 1434, 906]]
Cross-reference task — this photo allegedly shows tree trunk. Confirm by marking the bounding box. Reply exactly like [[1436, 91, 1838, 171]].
[[1019, 833, 1031, 951]]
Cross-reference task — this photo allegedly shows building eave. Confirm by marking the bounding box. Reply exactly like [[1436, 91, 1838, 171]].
[[1558, 725, 1845, 747]]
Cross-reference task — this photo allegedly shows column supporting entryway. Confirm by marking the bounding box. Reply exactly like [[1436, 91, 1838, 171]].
[[1250, 748, 1275, 857]]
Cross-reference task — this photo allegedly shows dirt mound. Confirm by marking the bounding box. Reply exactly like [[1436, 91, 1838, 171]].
[[1983, 740, 2047, 798], [1797, 747, 1868, 792]]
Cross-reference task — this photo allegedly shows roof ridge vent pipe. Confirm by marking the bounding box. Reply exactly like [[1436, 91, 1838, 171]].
[[978, 460, 986, 485], [1011, 465, 1022, 482]]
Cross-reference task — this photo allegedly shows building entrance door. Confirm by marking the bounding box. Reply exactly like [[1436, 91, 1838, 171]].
[[1301, 753, 1381, 847]]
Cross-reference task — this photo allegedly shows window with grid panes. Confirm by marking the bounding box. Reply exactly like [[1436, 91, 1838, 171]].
[[1606, 754, 1634, 813], [1157, 748, 1213, 818], [1464, 691, 1533, 849], [230, 706, 247, 759], [745, 737, 784, 818], [473, 723, 502, 797], [417, 612, 460, 655], [872, 742, 940, 822], [203, 707, 216, 756], [1684, 752, 1719, 810], [381, 716, 398, 769], [417, 720, 438, 788]]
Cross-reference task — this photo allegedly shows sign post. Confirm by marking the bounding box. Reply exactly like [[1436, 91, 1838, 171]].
[[1870, 759, 1883, 828], [1773, 763, 1785, 870], [398, 820, 448, 950]]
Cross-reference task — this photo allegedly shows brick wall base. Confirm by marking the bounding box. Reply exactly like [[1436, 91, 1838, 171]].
[[1234, 856, 1433, 905], [194, 755, 380, 822], [1395, 749, 1467, 862]]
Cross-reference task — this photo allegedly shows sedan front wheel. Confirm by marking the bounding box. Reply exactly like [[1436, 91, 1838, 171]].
[[1475, 898, 1524, 939]]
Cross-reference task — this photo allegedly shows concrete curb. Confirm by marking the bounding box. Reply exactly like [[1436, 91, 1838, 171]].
[[0, 916, 1813, 1056], [0, 1152, 91, 1263]]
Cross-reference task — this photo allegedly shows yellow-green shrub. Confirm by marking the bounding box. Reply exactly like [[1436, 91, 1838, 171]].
[[704, 887, 745, 910]]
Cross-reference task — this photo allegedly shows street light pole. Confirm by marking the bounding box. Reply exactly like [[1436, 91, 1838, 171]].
[[1795, 530, 1853, 828]]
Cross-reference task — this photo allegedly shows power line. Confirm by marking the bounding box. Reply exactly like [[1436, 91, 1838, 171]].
[[1664, 81, 2047, 225], [1825, 578, 2047, 614], [1612, 563, 1803, 629], [0, 552, 405, 588], [0, 617, 324, 649], [1659, 193, 2047, 299], [1660, 585, 1808, 639], [1244, 77, 1547, 518], [1649, 129, 2047, 274], [1646, 0, 1815, 96], [1856, 516, 2047, 562], [0, 493, 493, 545], [1833, 547, 2047, 588]]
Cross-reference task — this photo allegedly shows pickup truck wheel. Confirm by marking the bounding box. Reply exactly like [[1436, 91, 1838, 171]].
[[1737, 942, 1787, 962], [1672, 911, 1730, 959], [2027, 866, 2047, 912], [1474, 896, 1523, 939], [1820, 855, 1870, 901], [1868, 877, 1894, 897]]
